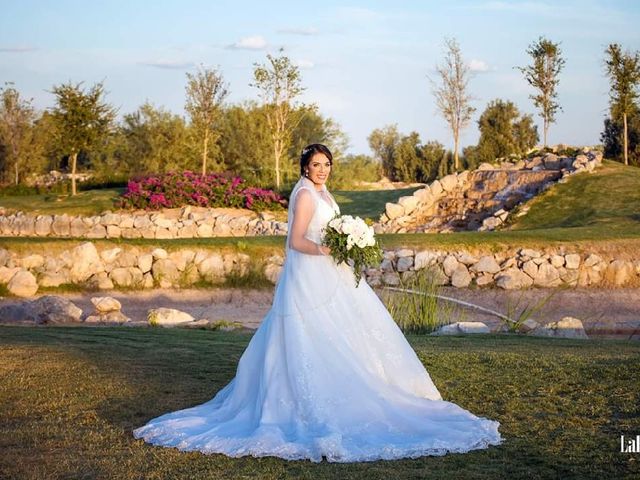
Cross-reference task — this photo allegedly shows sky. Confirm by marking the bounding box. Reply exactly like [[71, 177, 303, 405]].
[[1, 0, 639, 155]]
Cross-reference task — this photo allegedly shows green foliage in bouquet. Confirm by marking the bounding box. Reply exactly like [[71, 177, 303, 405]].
[[321, 212, 384, 287]]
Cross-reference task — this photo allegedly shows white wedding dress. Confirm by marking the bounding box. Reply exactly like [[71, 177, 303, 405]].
[[133, 175, 503, 462]]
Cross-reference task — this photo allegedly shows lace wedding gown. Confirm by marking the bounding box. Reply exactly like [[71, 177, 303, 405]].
[[133, 176, 503, 462]]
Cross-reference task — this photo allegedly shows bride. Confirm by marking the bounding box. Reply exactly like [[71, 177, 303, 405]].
[[133, 143, 503, 462]]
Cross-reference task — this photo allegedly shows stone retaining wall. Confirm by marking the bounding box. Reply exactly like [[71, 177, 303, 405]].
[[0, 207, 289, 239], [1, 242, 638, 297]]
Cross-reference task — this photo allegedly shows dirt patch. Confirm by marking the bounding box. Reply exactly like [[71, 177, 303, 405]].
[[1, 286, 638, 338]]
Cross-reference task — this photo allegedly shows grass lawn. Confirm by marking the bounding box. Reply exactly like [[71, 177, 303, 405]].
[[0, 326, 638, 479], [0, 188, 124, 216]]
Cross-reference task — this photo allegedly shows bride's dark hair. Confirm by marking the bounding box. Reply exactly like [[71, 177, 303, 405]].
[[300, 144, 333, 177]]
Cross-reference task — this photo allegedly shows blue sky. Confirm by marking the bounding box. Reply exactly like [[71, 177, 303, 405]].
[[1, 0, 639, 155]]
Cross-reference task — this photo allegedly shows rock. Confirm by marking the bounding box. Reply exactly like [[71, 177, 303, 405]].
[[0, 266, 20, 284], [520, 248, 542, 258], [85, 311, 130, 324], [442, 255, 460, 277], [432, 321, 490, 335], [5, 295, 82, 324], [151, 258, 180, 287], [151, 248, 168, 260], [19, 254, 44, 270], [475, 274, 494, 286], [429, 180, 443, 196], [604, 260, 635, 286], [519, 318, 540, 333], [584, 254, 602, 268], [264, 263, 283, 284], [68, 242, 104, 283], [39, 272, 67, 288], [382, 272, 401, 286], [90, 296, 122, 313], [385, 202, 404, 220], [496, 268, 534, 289], [414, 251, 439, 270], [147, 308, 195, 327], [565, 254, 581, 269], [395, 248, 414, 258], [457, 252, 479, 265], [470, 255, 501, 274], [397, 196, 419, 214], [550, 255, 565, 268], [7, 270, 38, 297], [534, 262, 561, 287], [530, 316, 588, 339], [451, 265, 472, 287], [439, 174, 458, 192], [88, 272, 114, 290], [138, 253, 153, 274], [396, 256, 414, 272], [100, 247, 122, 264], [34, 216, 53, 236]]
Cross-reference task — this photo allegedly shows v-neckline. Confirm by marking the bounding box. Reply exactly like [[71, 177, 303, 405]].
[[302, 177, 336, 211]]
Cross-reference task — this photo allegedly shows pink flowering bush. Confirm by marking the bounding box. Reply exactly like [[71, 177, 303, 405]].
[[115, 171, 288, 211]]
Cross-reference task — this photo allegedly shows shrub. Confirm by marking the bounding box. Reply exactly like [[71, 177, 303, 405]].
[[115, 171, 287, 211]]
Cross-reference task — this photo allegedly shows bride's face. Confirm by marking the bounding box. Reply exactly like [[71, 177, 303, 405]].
[[306, 152, 331, 187]]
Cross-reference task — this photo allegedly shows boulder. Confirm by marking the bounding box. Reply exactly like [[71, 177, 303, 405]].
[[147, 308, 195, 327], [530, 316, 588, 339], [90, 296, 122, 313], [604, 260, 635, 286], [385, 202, 404, 220], [85, 311, 130, 324], [470, 255, 501, 274], [68, 242, 104, 283], [496, 268, 534, 289], [0, 295, 82, 324], [7, 270, 38, 297], [432, 321, 490, 335]]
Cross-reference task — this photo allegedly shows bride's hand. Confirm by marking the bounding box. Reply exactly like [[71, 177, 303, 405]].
[[318, 244, 331, 256]]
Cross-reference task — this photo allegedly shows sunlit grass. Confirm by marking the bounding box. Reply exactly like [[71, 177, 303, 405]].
[[0, 326, 638, 479]]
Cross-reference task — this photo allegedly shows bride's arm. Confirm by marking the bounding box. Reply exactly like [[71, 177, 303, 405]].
[[289, 189, 329, 255]]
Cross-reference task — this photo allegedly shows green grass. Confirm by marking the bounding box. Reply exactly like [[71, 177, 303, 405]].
[[333, 186, 422, 220], [0, 188, 124, 216], [0, 326, 638, 479], [506, 160, 640, 235]]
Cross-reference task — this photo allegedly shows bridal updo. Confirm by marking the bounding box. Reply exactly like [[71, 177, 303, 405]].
[[300, 144, 333, 177]]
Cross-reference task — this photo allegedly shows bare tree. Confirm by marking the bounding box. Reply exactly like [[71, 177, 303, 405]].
[[50, 81, 115, 195], [517, 36, 565, 148], [429, 37, 475, 170], [604, 43, 640, 166], [0, 82, 36, 185], [251, 48, 308, 189], [185, 66, 229, 176]]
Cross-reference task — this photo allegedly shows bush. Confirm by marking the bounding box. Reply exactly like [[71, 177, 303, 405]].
[[115, 170, 287, 211]]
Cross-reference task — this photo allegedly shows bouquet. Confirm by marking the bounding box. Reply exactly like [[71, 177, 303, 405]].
[[321, 213, 384, 287]]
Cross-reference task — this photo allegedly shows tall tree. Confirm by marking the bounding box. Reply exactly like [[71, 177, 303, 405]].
[[251, 48, 308, 190], [368, 124, 400, 179], [0, 83, 36, 185], [185, 66, 229, 176], [517, 36, 565, 148], [604, 43, 640, 166], [465, 99, 539, 166], [50, 81, 115, 195], [429, 37, 475, 170]]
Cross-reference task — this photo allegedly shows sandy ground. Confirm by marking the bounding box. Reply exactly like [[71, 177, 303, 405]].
[[1, 286, 638, 339]]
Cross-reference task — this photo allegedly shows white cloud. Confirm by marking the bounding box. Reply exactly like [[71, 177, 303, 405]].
[[0, 45, 37, 53], [139, 59, 195, 70], [277, 27, 319, 36], [227, 35, 267, 50], [294, 59, 315, 69], [469, 59, 490, 72]]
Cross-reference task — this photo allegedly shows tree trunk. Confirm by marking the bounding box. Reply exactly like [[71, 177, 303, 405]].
[[623, 112, 629, 166], [71, 152, 78, 196], [543, 118, 549, 148], [202, 129, 209, 176], [453, 129, 460, 170], [14, 160, 18, 186], [274, 141, 281, 190]]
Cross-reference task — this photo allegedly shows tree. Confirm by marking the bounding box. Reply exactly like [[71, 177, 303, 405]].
[[368, 124, 400, 179], [464, 99, 539, 166], [429, 37, 475, 170], [185, 66, 229, 176], [603, 43, 640, 166], [517, 36, 565, 147], [119, 102, 197, 175], [601, 115, 640, 167], [0, 83, 36, 184], [251, 48, 308, 190], [49, 81, 116, 195]]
